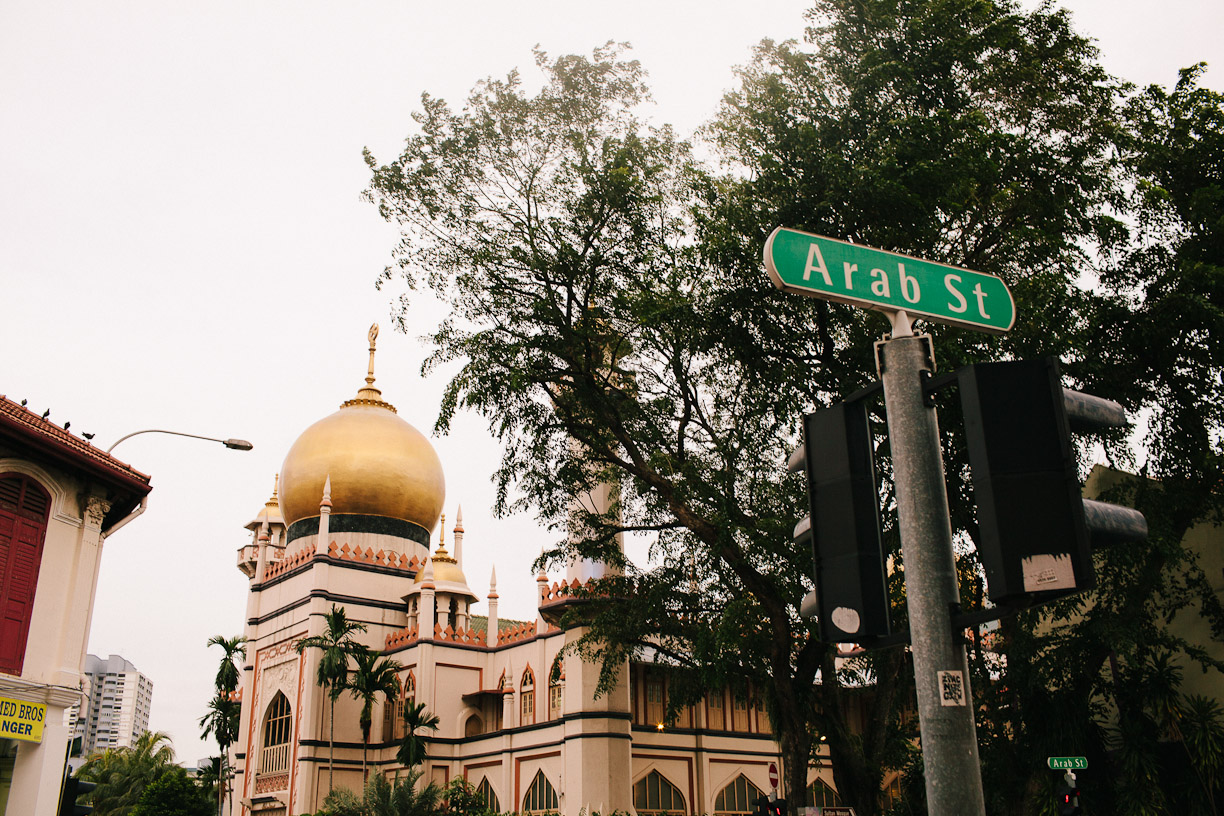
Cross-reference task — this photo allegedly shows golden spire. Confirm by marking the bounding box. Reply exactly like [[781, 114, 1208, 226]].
[[342, 323, 397, 412]]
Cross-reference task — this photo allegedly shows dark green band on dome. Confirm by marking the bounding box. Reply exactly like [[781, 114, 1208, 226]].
[[286, 514, 431, 546]]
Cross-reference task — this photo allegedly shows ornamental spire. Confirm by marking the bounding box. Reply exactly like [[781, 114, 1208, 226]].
[[342, 323, 396, 412]]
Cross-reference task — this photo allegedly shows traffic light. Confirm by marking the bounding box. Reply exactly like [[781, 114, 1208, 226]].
[[1055, 781, 1081, 815], [58, 776, 95, 816], [767, 798, 787, 816], [958, 357, 1147, 607], [790, 401, 890, 642]]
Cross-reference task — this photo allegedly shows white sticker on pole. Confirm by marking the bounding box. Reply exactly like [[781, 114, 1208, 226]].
[[938, 671, 967, 706]]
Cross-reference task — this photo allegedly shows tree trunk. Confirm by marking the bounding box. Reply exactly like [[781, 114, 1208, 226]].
[[328, 693, 335, 792]]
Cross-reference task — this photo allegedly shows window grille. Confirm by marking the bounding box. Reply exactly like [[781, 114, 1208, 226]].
[[634, 770, 687, 814], [522, 770, 558, 813], [260, 693, 292, 776], [714, 774, 764, 815]]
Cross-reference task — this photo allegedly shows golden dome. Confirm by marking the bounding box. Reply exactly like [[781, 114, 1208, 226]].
[[420, 549, 468, 586], [278, 326, 445, 537]]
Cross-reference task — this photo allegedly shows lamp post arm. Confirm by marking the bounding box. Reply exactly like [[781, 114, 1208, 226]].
[[106, 429, 253, 454]]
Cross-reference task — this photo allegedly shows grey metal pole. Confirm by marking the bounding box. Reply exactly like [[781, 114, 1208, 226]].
[[878, 328, 986, 816]]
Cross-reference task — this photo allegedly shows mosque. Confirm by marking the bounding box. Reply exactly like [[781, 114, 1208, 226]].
[[231, 328, 843, 815]]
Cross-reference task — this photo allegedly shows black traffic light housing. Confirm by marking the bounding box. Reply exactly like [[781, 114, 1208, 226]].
[[959, 357, 1146, 608], [791, 401, 890, 642], [58, 776, 95, 816], [1055, 781, 1082, 815]]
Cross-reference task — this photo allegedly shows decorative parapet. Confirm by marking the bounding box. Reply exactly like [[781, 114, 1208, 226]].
[[263, 542, 317, 580], [262, 541, 424, 582], [497, 620, 538, 645], [539, 577, 586, 605], [325, 541, 423, 572], [433, 623, 486, 646], [385, 625, 419, 650]]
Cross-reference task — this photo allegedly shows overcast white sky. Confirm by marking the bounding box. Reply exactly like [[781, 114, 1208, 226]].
[[2, 0, 1220, 766]]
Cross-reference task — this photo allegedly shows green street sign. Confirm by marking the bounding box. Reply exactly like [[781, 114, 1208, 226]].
[[1047, 756, 1088, 770], [764, 227, 1015, 334]]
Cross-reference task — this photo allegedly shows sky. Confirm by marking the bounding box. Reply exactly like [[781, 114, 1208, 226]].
[[2, 0, 1220, 766]]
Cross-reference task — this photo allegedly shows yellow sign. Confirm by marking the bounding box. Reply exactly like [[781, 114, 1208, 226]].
[[0, 696, 46, 743]]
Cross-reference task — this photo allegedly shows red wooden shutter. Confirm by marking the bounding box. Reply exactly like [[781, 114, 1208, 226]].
[[0, 474, 51, 676]]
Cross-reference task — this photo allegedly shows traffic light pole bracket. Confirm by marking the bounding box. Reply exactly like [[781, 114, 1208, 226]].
[[876, 332, 987, 816]]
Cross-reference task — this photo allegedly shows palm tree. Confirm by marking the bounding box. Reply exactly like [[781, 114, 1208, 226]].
[[294, 604, 368, 792], [347, 649, 403, 780], [206, 635, 246, 694], [396, 702, 440, 773], [198, 692, 240, 816], [78, 729, 177, 816], [204, 634, 245, 816]]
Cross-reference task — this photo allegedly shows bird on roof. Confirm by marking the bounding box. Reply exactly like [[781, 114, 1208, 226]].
[[20, 398, 27, 406], [42, 409, 50, 419], [63, 422, 71, 430], [83, 433, 95, 441]]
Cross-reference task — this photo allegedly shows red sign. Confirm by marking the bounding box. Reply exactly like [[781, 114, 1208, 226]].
[[768, 762, 779, 788]]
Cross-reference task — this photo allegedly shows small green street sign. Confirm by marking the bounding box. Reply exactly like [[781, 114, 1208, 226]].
[[1047, 756, 1088, 770], [764, 227, 1015, 334]]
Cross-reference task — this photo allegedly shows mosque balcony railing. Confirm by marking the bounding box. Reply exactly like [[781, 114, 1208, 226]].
[[260, 743, 291, 777]]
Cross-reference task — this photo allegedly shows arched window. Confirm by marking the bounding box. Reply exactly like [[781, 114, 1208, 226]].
[[464, 715, 483, 737], [405, 672, 416, 705], [0, 474, 51, 676], [714, 774, 764, 815], [522, 770, 558, 813], [807, 778, 842, 808], [520, 667, 535, 724], [475, 776, 500, 811], [260, 692, 292, 775], [548, 658, 564, 719], [634, 769, 687, 815]]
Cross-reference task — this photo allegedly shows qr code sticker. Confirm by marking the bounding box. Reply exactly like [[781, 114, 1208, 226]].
[[938, 670, 966, 706]]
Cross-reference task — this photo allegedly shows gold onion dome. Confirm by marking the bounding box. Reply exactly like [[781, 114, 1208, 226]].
[[278, 325, 445, 538]]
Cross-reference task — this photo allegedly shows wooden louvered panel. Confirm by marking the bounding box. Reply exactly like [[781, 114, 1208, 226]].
[[0, 474, 51, 676]]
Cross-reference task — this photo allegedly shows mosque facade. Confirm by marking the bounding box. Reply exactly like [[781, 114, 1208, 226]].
[[231, 331, 842, 815]]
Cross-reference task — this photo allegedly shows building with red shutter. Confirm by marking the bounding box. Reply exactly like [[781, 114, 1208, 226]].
[[0, 395, 151, 815]]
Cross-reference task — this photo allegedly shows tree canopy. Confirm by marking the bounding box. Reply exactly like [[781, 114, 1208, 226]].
[[365, 3, 1223, 813]]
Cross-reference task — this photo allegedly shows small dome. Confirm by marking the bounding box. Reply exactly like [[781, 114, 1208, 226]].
[[245, 476, 283, 531], [416, 548, 467, 586], [278, 327, 445, 537]]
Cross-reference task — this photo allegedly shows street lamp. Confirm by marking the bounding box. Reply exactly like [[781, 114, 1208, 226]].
[[106, 429, 254, 455]]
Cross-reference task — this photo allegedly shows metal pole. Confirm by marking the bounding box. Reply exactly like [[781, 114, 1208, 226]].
[[878, 327, 986, 816]]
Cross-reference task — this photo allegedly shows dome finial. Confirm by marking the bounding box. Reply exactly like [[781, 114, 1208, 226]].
[[366, 323, 379, 388], [342, 323, 396, 411]]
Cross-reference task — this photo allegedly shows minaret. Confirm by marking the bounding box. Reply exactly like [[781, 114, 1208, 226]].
[[536, 552, 549, 633], [565, 444, 626, 584], [486, 567, 499, 647], [317, 475, 332, 546], [452, 506, 465, 568]]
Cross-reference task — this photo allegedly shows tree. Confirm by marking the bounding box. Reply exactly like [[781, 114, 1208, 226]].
[[296, 604, 369, 793], [348, 649, 404, 780], [206, 635, 246, 696], [396, 702, 439, 772], [960, 64, 1224, 816], [198, 693, 240, 816], [130, 767, 213, 816], [363, 9, 1128, 809], [361, 770, 443, 816], [78, 730, 177, 816], [202, 634, 245, 816]]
